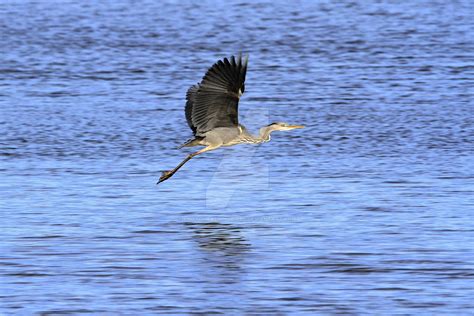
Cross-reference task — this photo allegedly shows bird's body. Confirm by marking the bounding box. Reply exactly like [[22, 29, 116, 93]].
[[181, 124, 271, 148], [158, 55, 304, 184]]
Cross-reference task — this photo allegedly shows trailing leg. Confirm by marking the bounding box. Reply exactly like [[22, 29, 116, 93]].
[[157, 146, 217, 184]]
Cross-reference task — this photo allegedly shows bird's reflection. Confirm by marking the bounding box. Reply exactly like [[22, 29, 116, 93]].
[[185, 222, 250, 255], [183, 222, 252, 302], [184, 221, 251, 274]]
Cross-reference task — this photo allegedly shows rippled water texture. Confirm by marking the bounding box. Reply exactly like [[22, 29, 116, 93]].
[[1, 0, 474, 314]]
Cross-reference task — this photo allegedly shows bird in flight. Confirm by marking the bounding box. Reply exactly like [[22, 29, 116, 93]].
[[158, 54, 304, 184]]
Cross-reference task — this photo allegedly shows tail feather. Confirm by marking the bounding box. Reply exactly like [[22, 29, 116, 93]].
[[178, 137, 203, 149]]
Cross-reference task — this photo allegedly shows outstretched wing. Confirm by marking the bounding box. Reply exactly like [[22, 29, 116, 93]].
[[185, 84, 199, 135], [185, 55, 248, 136]]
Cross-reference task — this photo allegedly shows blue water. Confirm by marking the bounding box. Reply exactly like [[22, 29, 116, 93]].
[[1, 1, 474, 314]]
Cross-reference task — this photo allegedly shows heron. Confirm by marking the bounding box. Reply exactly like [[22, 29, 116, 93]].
[[158, 54, 304, 184]]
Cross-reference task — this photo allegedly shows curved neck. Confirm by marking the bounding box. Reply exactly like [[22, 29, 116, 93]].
[[257, 125, 274, 142]]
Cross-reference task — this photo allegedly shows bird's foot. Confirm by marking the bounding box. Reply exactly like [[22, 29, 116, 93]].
[[157, 170, 174, 184]]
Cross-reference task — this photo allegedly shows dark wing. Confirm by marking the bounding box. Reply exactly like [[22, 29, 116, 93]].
[[185, 84, 199, 135], [190, 55, 248, 136]]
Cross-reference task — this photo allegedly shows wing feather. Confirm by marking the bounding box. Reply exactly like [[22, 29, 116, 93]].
[[185, 84, 199, 134], [184, 54, 248, 136]]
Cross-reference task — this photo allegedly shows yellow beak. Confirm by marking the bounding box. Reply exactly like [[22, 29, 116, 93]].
[[288, 125, 305, 129]]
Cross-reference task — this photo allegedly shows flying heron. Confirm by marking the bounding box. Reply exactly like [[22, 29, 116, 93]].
[[158, 54, 304, 184]]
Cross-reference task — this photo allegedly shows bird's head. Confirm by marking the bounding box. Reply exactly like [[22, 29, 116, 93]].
[[268, 122, 305, 131]]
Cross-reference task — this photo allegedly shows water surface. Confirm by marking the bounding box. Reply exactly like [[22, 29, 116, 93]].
[[1, 0, 474, 314]]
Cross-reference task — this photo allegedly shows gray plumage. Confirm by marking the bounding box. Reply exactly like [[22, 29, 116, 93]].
[[186, 55, 248, 136], [158, 54, 304, 184]]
